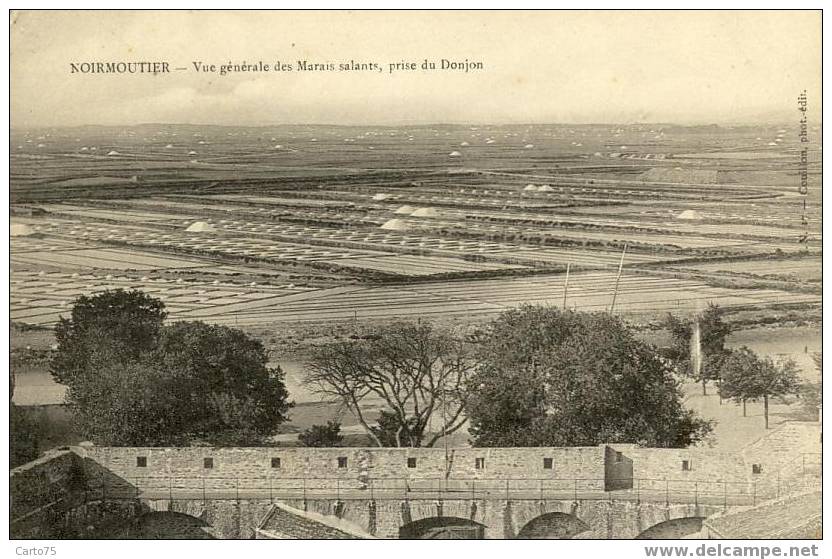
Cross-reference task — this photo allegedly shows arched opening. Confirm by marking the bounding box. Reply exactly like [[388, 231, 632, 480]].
[[636, 517, 705, 539], [399, 516, 486, 539], [517, 512, 589, 539], [130, 511, 215, 539]]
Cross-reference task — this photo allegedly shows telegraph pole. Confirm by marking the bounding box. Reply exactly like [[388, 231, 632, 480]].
[[442, 376, 449, 478], [562, 262, 570, 309], [609, 243, 627, 314]]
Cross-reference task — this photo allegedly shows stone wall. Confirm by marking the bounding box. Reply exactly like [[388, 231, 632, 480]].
[[257, 502, 370, 539], [76, 445, 609, 490], [634, 517, 704, 539], [606, 446, 813, 503], [11, 449, 80, 515], [139, 498, 274, 539], [10, 449, 85, 538], [614, 447, 751, 484], [604, 445, 633, 490], [274, 496, 725, 539], [11, 446, 748, 539], [127, 496, 725, 539], [611, 423, 823, 490]]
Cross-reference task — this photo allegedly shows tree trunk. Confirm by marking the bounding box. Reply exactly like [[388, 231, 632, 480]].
[[351, 400, 383, 447], [764, 395, 770, 429], [702, 378, 707, 396], [743, 400, 747, 417]]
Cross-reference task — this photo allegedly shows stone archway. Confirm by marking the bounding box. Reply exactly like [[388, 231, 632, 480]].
[[516, 512, 590, 539], [399, 516, 486, 539], [130, 511, 216, 539], [636, 517, 705, 539]]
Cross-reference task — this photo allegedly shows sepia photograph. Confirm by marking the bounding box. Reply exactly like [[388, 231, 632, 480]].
[[7, 8, 823, 547]]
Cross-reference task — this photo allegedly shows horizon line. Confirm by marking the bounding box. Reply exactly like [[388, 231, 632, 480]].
[[11, 120, 811, 131]]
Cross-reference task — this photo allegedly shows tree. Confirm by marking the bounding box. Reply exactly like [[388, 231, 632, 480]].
[[299, 421, 344, 447], [466, 305, 713, 448], [306, 321, 476, 448], [662, 303, 732, 395], [65, 354, 189, 445], [799, 352, 822, 422], [371, 410, 424, 447], [53, 291, 292, 446], [51, 289, 166, 385], [11, 370, 41, 467], [11, 404, 41, 467], [717, 347, 801, 429], [153, 321, 292, 445]]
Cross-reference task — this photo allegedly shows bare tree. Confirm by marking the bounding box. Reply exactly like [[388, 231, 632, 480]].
[[306, 322, 476, 447]]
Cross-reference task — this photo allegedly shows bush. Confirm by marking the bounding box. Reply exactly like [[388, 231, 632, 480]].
[[299, 421, 344, 447]]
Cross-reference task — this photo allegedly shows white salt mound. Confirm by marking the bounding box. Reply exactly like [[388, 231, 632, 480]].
[[676, 210, 703, 220], [410, 207, 440, 218], [379, 219, 410, 231], [185, 221, 215, 233], [11, 223, 35, 237]]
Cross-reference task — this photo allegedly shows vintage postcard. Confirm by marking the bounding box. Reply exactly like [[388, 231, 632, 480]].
[[8, 9, 822, 546]]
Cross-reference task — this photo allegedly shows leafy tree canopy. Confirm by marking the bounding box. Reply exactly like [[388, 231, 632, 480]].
[[51, 289, 166, 385], [298, 421, 344, 447], [52, 290, 291, 446], [467, 305, 713, 448], [11, 403, 41, 468], [717, 346, 801, 428], [718, 347, 801, 402], [798, 352, 821, 421], [153, 321, 291, 444], [11, 370, 41, 467], [661, 303, 732, 393], [662, 303, 731, 362]]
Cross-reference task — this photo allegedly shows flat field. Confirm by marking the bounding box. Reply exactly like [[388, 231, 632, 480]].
[[675, 257, 822, 282], [10, 122, 820, 328]]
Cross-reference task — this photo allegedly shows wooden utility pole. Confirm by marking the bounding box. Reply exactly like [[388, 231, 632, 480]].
[[442, 376, 449, 478], [562, 262, 570, 308], [609, 243, 627, 314]]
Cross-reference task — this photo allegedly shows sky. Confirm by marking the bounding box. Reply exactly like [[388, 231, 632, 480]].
[[10, 10, 822, 128]]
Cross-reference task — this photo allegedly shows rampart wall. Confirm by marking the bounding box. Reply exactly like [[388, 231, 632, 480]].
[[10, 431, 819, 539], [613, 446, 751, 483], [76, 445, 610, 488]]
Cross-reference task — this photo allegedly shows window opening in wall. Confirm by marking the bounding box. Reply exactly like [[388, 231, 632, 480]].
[[271, 457, 281, 468], [543, 457, 553, 469], [338, 456, 348, 468], [752, 464, 763, 474], [681, 459, 692, 471], [475, 457, 485, 469], [615, 451, 623, 463], [136, 456, 147, 467], [204, 457, 214, 469], [407, 457, 417, 468]]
